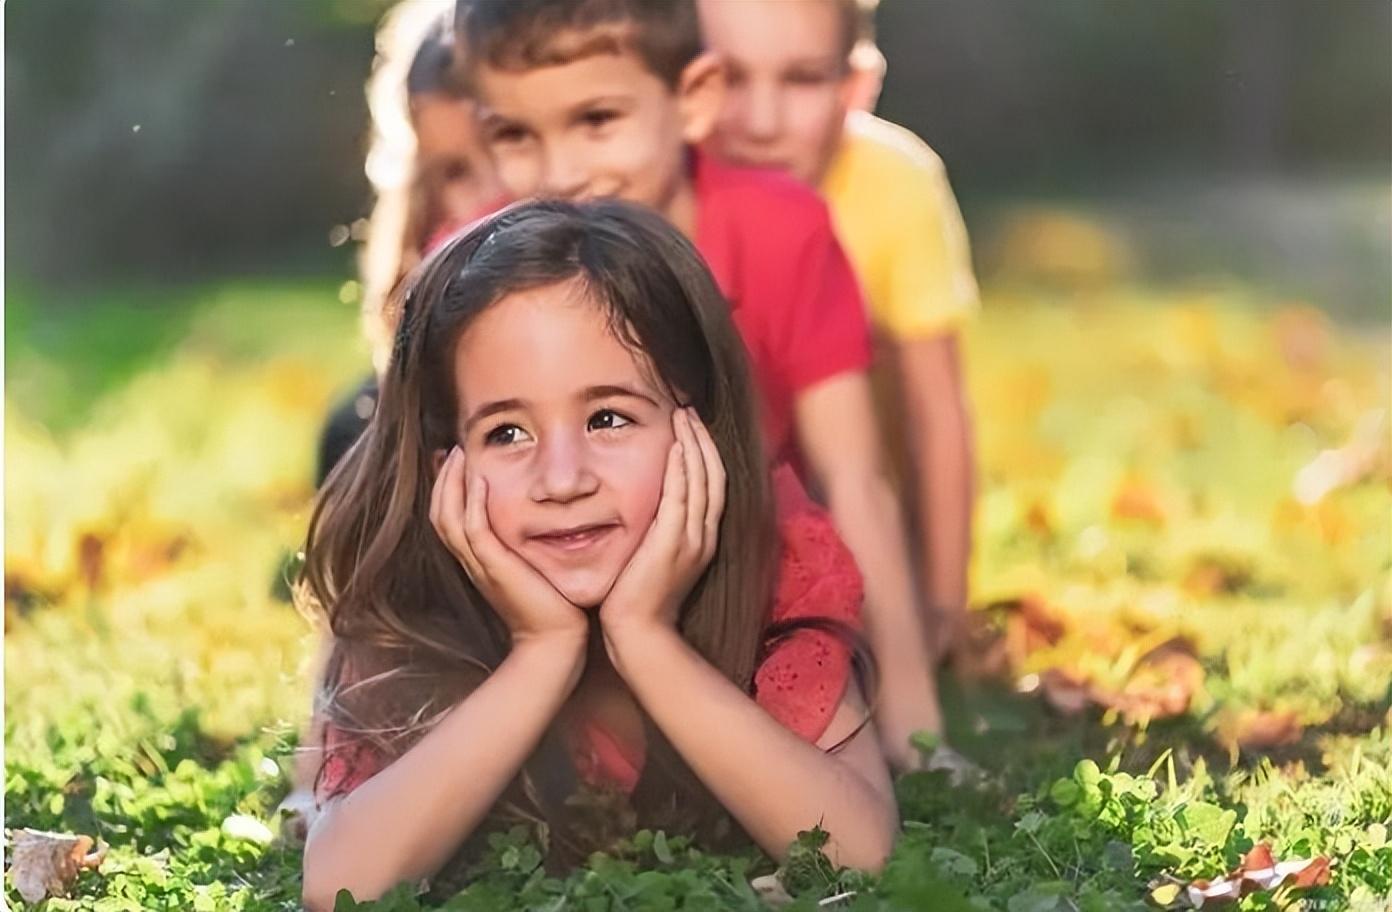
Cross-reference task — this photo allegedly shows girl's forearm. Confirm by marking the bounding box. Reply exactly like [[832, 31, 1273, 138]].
[[605, 625, 898, 871], [301, 634, 585, 910]]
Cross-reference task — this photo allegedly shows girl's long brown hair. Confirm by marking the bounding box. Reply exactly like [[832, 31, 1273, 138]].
[[302, 199, 777, 853], [360, 0, 470, 375]]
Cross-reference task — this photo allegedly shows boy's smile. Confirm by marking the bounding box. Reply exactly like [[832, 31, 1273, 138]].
[[473, 37, 720, 235], [453, 278, 678, 608]]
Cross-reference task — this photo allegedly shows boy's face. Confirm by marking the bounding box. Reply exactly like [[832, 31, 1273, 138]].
[[473, 43, 709, 222], [453, 280, 677, 609], [698, 0, 852, 187]]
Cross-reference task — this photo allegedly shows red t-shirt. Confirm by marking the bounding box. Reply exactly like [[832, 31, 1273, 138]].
[[426, 160, 872, 464], [315, 466, 862, 802], [693, 152, 873, 463]]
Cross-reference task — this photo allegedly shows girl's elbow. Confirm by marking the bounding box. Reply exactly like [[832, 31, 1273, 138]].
[[301, 850, 349, 912], [302, 862, 386, 912], [845, 799, 900, 873], [301, 826, 385, 911], [833, 831, 896, 875], [301, 865, 343, 912]]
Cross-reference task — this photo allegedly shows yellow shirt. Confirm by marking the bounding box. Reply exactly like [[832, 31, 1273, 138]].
[[820, 111, 979, 340]]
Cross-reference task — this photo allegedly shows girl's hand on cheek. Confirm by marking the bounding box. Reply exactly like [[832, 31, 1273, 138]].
[[600, 409, 726, 650], [430, 447, 589, 650]]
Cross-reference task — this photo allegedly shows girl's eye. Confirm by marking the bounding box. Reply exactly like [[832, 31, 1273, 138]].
[[587, 409, 632, 432], [484, 424, 531, 446], [442, 159, 472, 183], [489, 125, 528, 146]]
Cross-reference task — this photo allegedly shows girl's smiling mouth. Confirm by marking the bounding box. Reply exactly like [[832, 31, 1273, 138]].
[[527, 522, 621, 554]]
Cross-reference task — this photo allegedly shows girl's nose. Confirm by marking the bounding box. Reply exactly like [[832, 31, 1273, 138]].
[[530, 433, 599, 503]]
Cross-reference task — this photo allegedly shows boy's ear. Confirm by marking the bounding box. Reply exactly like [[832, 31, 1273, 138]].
[[843, 42, 886, 113], [676, 51, 726, 145]]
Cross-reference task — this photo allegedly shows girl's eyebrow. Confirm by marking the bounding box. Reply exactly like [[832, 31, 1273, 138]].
[[583, 384, 660, 407], [465, 398, 527, 430], [478, 109, 521, 132]]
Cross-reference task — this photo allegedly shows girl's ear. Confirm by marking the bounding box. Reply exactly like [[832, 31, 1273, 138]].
[[432, 447, 450, 475], [676, 51, 726, 146]]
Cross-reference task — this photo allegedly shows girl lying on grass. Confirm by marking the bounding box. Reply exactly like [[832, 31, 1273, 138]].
[[298, 200, 898, 908]]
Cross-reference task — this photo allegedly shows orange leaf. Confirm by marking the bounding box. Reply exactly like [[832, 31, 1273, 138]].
[[1111, 478, 1167, 526]]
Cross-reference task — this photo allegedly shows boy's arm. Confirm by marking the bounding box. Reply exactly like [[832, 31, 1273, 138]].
[[895, 333, 975, 657], [606, 623, 898, 870], [301, 633, 585, 911], [793, 372, 943, 767]]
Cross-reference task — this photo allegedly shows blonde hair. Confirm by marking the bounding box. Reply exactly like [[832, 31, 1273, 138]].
[[360, 0, 466, 375]]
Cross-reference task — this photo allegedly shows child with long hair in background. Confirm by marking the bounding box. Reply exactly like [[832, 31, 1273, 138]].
[[281, 0, 506, 838], [319, 0, 504, 484], [298, 200, 897, 909]]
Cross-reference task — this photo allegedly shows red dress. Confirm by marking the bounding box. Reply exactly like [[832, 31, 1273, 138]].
[[315, 465, 862, 801]]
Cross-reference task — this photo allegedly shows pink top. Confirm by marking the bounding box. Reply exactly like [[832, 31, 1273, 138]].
[[315, 465, 863, 801]]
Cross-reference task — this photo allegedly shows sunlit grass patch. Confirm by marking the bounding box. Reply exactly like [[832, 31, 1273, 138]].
[[5, 276, 1390, 909]]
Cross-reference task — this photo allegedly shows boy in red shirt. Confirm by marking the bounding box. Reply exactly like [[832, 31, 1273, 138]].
[[456, 0, 940, 770]]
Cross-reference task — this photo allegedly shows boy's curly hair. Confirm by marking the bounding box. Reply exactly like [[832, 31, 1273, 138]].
[[456, 0, 702, 88]]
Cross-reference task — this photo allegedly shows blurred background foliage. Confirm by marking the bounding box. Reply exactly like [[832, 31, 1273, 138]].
[[6, 0, 1390, 316]]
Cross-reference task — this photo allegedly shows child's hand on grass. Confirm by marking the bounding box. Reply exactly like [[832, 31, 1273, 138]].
[[431, 446, 589, 649], [600, 408, 725, 648]]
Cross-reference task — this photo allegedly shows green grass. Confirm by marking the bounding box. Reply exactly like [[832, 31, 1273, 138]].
[[5, 272, 1390, 910]]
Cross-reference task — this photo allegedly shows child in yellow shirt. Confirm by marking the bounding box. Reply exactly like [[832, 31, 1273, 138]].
[[699, 0, 979, 659]]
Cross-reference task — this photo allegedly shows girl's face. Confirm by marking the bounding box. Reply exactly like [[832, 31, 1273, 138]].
[[452, 280, 678, 608], [412, 93, 503, 229]]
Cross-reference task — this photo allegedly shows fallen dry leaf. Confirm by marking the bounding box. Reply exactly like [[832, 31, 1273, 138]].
[[1002, 594, 1068, 667], [951, 594, 1072, 681], [1100, 638, 1205, 723], [1217, 708, 1304, 752], [1149, 842, 1331, 907], [6, 828, 107, 904], [1018, 637, 1204, 724], [1111, 477, 1168, 526]]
